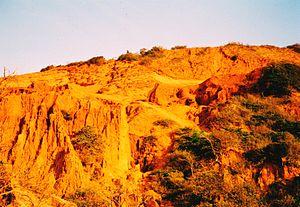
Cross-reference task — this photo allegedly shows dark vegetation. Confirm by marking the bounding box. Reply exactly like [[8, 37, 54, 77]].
[[67, 189, 107, 207], [67, 56, 106, 67], [264, 176, 300, 207], [230, 55, 238, 61], [171, 45, 187, 50], [40, 65, 55, 72], [174, 131, 217, 160], [253, 63, 300, 97], [244, 143, 287, 167], [0, 164, 15, 206], [117, 51, 139, 62], [145, 67, 300, 206], [139, 136, 158, 172], [72, 126, 104, 176], [287, 43, 300, 53], [248, 111, 300, 138], [140, 46, 164, 58], [85, 56, 105, 66], [146, 129, 234, 207], [118, 46, 165, 63]]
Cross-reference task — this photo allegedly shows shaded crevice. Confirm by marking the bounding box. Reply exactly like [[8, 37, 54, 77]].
[[46, 106, 55, 130], [148, 83, 159, 103], [7, 116, 26, 160]]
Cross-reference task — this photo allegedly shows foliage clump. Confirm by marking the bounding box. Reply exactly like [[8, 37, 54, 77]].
[[248, 111, 300, 138], [171, 45, 187, 50], [0, 164, 15, 206], [67, 189, 109, 207], [140, 46, 164, 58], [40, 65, 55, 72], [174, 131, 216, 160], [139, 136, 158, 172], [72, 126, 104, 174], [86, 56, 105, 66], [118, 51, 139, 62], [144, 91, 299, 206], [254, 63, 300, 97], [72, 126, 98, 150], [264, 176, 300, 207], [244, 143, 288, 166]]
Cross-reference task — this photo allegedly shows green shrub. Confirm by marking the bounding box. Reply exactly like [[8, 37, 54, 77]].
[[139, 56, 152, 66], [118, 51, 139, 62], [254, 63, 300, 97], [0, 165, 15, 206], [247, 111, 299, 138], [72, 126, 98, 150], [242, 100, 264, 112], [140, 46, 164, 58], [269, 132, 286, 142], [139, 136, 158, 172], [72, 126, 104, 169], [271, 119, 300, 139], [86, 56, 105, 66], [40, 65, 55, 72], [264, 176, 300, 207], [175, 132, 216, 160], [244, 143, 288, 166], [171, 45, 187, 50], [166, 151, 195, 178], [67, 189, 108, 207]]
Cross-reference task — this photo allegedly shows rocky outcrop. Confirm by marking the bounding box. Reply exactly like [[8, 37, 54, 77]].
[[0, 82, 132, 205]]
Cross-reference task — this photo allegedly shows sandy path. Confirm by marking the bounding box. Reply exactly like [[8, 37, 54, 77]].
[[138, 101, 195, 128], [152, 73, 204, 86]]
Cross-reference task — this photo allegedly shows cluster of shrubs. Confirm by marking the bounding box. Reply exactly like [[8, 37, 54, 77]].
[[40, 65, 55, 72], [174, 131, 217, 160], [72, 126, 98, 150], [117, 46, 165, 62], [146, 129, 228, 206], [253, 63, 300, 97], [138, 136, 158, 172], [67, 56, 106, 67], [248, 111, 299, 138], [67, 189, 108, 207], [287, 43, 300, 53], [85, 56, 106, 66], [148, 87, 300, 206], [171, 45, 187, 50], [140, 46, 164, 58], [71, 126, 104, 171], [0, 164, 15, 206], [117, 51, 139, 62], [264, 176, 300, 207]]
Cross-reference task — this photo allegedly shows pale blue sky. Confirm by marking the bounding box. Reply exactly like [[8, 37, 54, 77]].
[[0, 0, 299, 74]]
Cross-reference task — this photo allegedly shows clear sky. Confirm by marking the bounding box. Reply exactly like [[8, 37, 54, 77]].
[[0, 0, 299, 74]]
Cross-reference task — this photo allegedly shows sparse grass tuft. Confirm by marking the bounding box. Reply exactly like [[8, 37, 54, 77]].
[[153, 119, 173, 128]]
